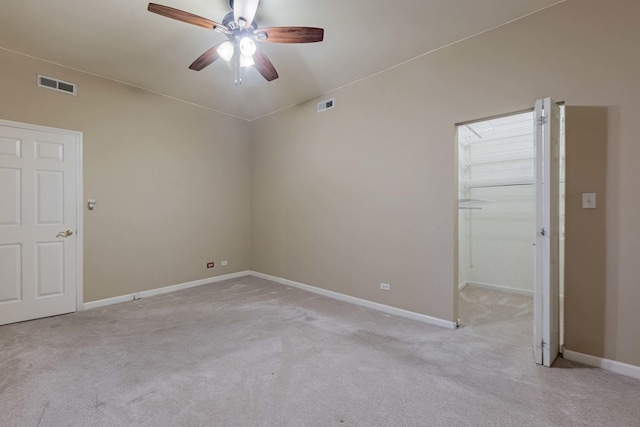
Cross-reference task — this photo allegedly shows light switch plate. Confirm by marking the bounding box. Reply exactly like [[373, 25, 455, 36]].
[[582, 193, 596, 209]]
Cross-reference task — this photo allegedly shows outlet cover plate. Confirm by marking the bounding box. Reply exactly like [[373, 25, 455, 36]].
[[582, 193, 596, 208]]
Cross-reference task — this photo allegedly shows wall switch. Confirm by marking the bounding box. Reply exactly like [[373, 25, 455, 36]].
[[206, 262, 214, 268], [582, 193, 596, 209], [220, 260, 228, 266], [380, 283, 391, 291]]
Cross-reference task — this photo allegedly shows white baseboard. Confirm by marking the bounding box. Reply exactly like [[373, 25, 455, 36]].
[[563, 349, 640, 380], [84, 269, 458, 329], [249, 271, 457, 330], [462, 281, 533, 296], [83, 293, 133, 310], [83, 271, 251, 310]]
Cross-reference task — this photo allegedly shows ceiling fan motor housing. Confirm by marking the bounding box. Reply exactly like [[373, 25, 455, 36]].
[[222, 11, 257, 32]]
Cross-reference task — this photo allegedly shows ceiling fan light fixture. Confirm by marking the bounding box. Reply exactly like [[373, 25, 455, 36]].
[[239, 37, 256, 57], [217, 41, 234, 62], [240, 54, 255, 68]]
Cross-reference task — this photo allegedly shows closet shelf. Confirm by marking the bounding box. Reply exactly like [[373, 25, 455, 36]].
[[458, 198, 494, 210]]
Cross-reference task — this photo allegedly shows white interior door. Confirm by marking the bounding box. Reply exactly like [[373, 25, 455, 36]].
[[533, 98, 561, 366], [0, 122, 79, 325]]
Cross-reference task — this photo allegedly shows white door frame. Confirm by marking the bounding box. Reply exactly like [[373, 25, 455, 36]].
[[0, 118, 83, 311], [453, 102, 562, 366], [533, 98, 561, 366]]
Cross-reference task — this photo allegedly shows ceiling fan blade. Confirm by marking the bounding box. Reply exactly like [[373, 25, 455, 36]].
[[254, 27, 324, 43], [189, 43, 223, 71], [253, 49, 278, 82], [148, 3, 226, 31], [234, 0, 260, 28]]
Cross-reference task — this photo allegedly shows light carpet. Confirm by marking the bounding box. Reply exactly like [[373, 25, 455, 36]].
[[1, 276, 639, 426]]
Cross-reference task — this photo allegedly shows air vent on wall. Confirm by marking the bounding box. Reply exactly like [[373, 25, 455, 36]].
[[317, 98, 335, 112], [37, 75, 77, 96]]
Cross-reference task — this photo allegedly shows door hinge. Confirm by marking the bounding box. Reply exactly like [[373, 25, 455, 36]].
[[537, 115, 547, 125], [539, 227, 546, 237]]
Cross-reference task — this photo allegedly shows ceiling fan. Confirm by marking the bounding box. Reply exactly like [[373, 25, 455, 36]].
[[147, 0, 324, 84]]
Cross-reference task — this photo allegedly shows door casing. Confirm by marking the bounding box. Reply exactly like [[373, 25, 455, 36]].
[[453, 101, 562, 366]]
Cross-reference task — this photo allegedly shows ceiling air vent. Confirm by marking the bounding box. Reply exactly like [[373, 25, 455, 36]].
[[37, 75, 77, 96], [317, 98, 335, 113]]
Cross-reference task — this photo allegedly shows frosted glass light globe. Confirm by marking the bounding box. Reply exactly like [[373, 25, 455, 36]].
[[217, 41, 234, 62], [239, 37, 256, 57]]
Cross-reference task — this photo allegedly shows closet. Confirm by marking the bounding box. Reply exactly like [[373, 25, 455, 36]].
[[457, 110, 565, 329]]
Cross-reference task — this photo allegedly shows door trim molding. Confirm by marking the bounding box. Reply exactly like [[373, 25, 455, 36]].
[[0, 118, 84, 311]]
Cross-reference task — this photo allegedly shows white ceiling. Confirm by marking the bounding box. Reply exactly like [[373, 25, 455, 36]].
[[0, 0, 563, 120]]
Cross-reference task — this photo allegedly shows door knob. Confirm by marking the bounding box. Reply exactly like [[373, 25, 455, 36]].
[[56, 229, 74, 238]]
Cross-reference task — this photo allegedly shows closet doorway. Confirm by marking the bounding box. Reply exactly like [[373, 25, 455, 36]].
[[456, 105, 565, 364]]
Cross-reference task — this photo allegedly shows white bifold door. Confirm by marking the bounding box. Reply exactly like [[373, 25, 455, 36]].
[[0, 122, 79, 325], [533, 98, 561, 367]]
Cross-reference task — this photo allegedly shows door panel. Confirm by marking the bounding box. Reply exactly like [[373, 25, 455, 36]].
[[0, 244, 21, 302], [545, 99, 561, 366], [534, 98, 561, 367], [36, 170, 64, 224], [36, 242, 65, 297], [0, 136, 21, 157], [35, 140, 64, 161], [0, 123, 78, 325], [0, 167, 21, 225]]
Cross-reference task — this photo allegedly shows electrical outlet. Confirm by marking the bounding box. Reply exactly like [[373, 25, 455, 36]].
[[380, 283, 391, 291], [221, 260, 228, 266], [206, 262, 214, 268]]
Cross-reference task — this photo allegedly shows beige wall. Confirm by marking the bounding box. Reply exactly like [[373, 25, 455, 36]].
[[0, 48, 252, 302], [251, 0, 640, 366], [2, 0, 638, 369], [564, 107, 608, 361]]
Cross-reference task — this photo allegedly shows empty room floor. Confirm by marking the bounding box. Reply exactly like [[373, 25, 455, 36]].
[[458, 285, 533, 327], [1, 276, 639, 426]]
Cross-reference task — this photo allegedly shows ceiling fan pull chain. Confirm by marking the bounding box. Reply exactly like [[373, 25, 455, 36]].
[[234, 51, 242, 85]]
